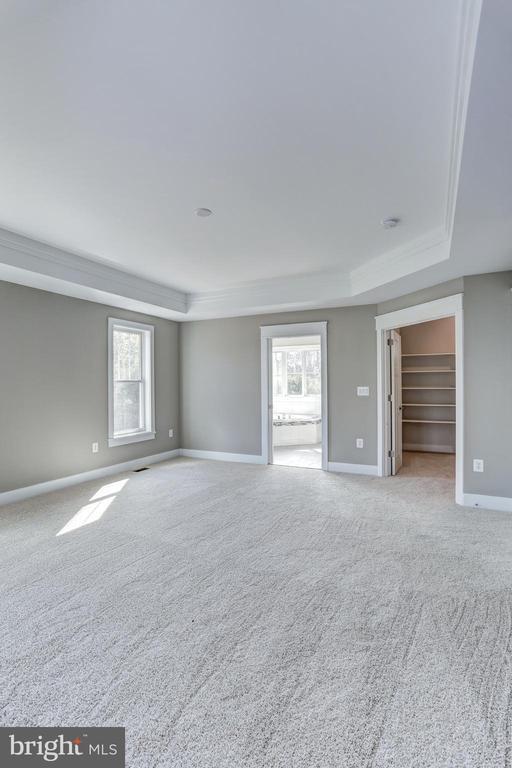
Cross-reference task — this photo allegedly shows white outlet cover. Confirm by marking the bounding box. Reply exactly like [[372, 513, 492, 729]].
[[356, 438, 364, 448], [357, 386, 369, 397], [92, 442, 99, 453], [473, 459, 484, 473], [169, 429, 174, 438]]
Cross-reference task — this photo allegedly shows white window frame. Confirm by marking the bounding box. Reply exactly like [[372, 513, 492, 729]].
[[272, 346, 321, 398], [108, 317, 155, 448]]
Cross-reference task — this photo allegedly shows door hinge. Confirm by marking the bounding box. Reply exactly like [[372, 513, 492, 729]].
[[388, 450, 395, 458], [387, 337, 394, 346], [387, 394, 392, 402]]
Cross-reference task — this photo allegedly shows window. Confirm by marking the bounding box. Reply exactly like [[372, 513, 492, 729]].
[[286, 350, 303, 395], [272, 351, 283, 396], [108, 318, 155, 447], [272, 346, 321, 398], [304, 349, 321, 394]]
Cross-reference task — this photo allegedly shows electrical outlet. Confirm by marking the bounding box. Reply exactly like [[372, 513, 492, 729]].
[[356, 438, 364, 449], [357, 386, 369, 397], [168, 428, 174, 438], [92, 442, 99, 454], [473, 459, 484, 473]]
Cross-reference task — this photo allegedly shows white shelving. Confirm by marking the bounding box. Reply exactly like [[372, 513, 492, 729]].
[[403, 403, 455, 407], [403, 419, 455, 424], [402, 352, 454, 357], [402, 368, 455, 373], [401, 351, 456, 452], [402, 387, 455, 390]]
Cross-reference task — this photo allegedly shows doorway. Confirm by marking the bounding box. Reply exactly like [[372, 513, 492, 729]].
[[260, 322, 328, 470], [376, 294, 463, 503], [387, 318, 456, 481]]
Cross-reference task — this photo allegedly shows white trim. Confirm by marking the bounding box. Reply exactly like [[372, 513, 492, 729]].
[[108, 317, 155, 448], [328, 462, 379, 476], [0, 450, 181, 506], [375, 294, 463, 331], [445, 0, 482, 234], [108, 431, 155, 448], [462, 493, 512, 513], [260, 322, 328, 470], [375, 293, 464, 505], [0, 226, 187, 316], [180, 449, 266, 464]]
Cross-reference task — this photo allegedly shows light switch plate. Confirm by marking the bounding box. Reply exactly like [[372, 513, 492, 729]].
[[357, 386, 370, 397]]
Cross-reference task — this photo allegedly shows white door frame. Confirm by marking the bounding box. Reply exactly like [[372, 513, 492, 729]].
[[375, 294, 464, 504], [260, 321, 328, 470]]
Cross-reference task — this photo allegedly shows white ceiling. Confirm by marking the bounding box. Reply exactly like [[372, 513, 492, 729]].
[[0, 0, 508, 320]]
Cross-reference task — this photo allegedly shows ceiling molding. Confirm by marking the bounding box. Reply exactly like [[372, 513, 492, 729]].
[[0, 227, 187, 315], [444, 0, 483, 236], [349, 229, 449, 296], [188, 268, 352, 318]]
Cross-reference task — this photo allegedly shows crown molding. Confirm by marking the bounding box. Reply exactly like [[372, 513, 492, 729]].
[[188, 268, 351, 318], [0, 227, 187, 315], [444, 0, 483, 236], [349, 229, 449, 296]]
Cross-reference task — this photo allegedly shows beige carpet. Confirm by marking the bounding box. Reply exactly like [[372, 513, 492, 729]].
[[1, 457, 512, 767]]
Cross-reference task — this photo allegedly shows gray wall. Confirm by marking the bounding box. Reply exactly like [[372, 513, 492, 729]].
[[3, 271, 512, 500], [0, 281, 180, 492], [180, 306, 378, 466], [464, 272, 512, 497]]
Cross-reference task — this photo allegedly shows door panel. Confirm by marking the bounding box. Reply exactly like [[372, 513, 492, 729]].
[[390, 330, 402, 474]]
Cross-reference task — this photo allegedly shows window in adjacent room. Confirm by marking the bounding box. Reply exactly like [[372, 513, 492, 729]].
[[108, 318, 155, 447]]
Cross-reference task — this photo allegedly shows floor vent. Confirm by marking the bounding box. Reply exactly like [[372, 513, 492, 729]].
[[133, 467, 149, 473]]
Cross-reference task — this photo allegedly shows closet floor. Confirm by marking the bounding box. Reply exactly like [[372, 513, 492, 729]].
[[398, 450, 455, 479]]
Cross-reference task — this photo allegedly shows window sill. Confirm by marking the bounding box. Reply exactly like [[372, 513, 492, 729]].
[[108, 431, 156, 448]]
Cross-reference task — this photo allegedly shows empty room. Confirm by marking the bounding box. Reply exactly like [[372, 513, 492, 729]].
[[1, 2, 512, 766]]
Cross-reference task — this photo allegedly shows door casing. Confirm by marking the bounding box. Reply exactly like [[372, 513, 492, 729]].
[[375, 294, 464, 504], [260, 321, 328, 469]]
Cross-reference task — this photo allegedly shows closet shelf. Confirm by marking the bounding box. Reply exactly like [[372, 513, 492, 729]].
[[403, 403, 455, 407], [402, 368, 455, 373], [402, 352, 455, 357], [403, 419, 456, 424], [402, 386, 455, 390]]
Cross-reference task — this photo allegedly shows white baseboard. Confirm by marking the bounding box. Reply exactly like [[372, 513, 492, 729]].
[[462, 493, 512, 513], [180, 448, 266, 464], [0, 449, 181, 506], [328, 462, 379, 476], [404, 443, 455, 454]]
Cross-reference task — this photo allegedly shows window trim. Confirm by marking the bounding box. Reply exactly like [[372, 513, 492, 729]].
[[272, 346, 321, 399], [108, 317, 155, 448]]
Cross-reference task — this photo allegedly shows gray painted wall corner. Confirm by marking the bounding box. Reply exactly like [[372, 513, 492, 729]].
[[0, 281, 180, 493]]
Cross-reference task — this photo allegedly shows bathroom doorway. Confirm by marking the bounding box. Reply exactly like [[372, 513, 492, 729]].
[[260, 322, 328, 470]]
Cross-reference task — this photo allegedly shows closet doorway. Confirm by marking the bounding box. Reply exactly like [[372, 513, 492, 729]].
[[389, 318, 456, 480], [376, 295, 463, 504]]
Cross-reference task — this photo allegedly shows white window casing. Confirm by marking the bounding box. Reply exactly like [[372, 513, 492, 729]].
[[108, 318, 155, 447]]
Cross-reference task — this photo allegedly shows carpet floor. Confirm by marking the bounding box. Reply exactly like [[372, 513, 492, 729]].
[[2, 457, 512, 767]]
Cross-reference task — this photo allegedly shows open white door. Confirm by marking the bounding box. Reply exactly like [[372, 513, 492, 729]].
[[390, 329, 402, 474]]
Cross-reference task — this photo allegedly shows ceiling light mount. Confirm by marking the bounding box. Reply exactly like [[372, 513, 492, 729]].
[[195, 207, 213, 218], [381, 217, 400, 229]]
